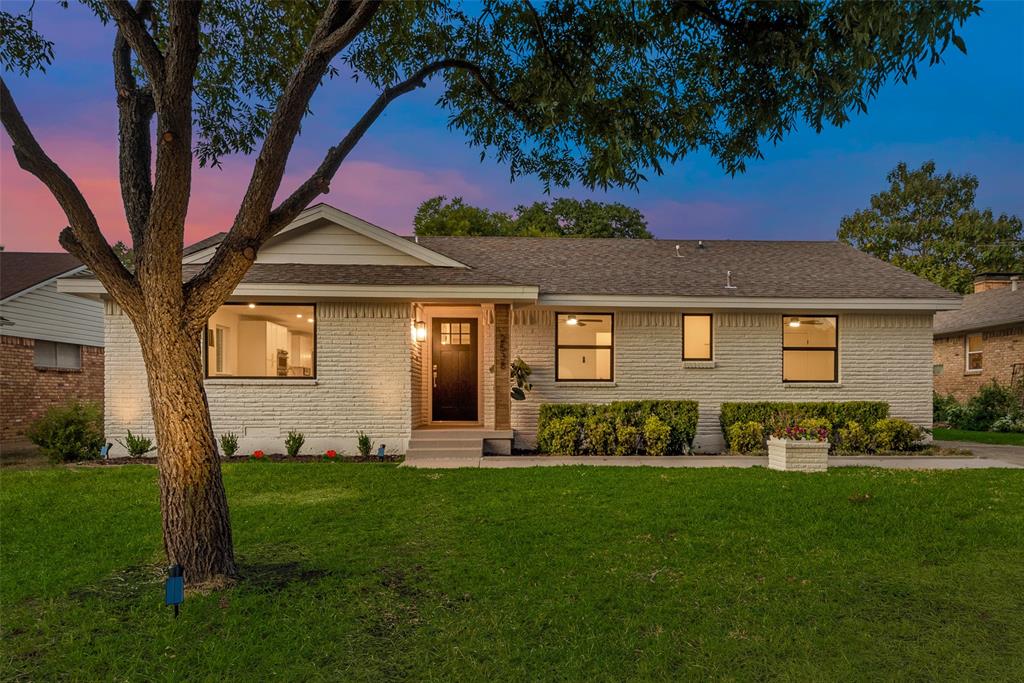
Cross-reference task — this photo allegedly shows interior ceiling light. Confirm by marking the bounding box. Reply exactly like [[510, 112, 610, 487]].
[[566, 315, 578, 326], [789, 320, 801, 327], [248, 303, 256, 309]]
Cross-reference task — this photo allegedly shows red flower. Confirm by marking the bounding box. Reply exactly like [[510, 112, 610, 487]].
[[325, 450, 337, 459], [252, 450, 265, 459]]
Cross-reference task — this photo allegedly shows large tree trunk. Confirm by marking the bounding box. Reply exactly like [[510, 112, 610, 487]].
[[137, 317, 236, 586]]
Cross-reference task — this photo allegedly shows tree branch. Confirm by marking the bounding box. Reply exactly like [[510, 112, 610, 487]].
[[1, 78, 141, 316], [113, 0, 155, 250], [104, 0, 165, 91]]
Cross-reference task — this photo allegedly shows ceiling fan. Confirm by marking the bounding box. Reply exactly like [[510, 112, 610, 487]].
[[566, 316, 605, 327]]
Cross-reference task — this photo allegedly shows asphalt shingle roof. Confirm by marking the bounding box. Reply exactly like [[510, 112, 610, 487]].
[[1, 252, 83, 300], [933, 287, 1024, 336]]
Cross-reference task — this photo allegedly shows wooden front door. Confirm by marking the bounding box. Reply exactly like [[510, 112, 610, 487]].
[[432, 318, 478, 421]]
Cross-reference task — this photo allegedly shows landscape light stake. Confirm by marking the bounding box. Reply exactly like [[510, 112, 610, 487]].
[[165, 565, 184, 618]]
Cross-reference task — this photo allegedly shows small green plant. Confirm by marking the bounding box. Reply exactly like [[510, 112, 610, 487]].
[[642, 415, 671, 456], [26, 401, 104, 463], [614, 420, 641, 456], [116, 429, 155, 457], [933, 392, 959, 423], [727, 421, 765, 454], [219, 432, 239, 457], [285, 431, 305, 457], [357, 431, 374, 457], [872, 418, 922, 452], [538, 416, 581, 455], [947, 382, 1022, 431], [582, 413, 616, 455], [837, 421, 873, 454], [510, 356, 533, 401]]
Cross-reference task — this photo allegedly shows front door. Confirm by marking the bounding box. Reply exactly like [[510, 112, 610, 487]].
[[432, 318, 478, 421]]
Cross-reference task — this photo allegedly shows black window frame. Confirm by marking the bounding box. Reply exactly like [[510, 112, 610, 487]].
[[782, 314, 839, 383], [203, 302, 318, 380], [554, 312, 614, 382], [681, 313, 714, 361]]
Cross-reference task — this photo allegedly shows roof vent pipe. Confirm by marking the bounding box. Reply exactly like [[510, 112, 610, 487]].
[[698, 240, 705, 249], [725, 270, 737, 289], [1012, 276, 1020, 292], [675, 245, 682, 258]]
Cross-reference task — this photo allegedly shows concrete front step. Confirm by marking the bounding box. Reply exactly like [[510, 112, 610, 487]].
[[406, 446, 482, 459], [407, 437, 484, 449]]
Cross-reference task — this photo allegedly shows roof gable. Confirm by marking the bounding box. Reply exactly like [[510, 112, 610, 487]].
[[1, 252, 85, 301], [934, 287, 1024, 336], [182, 204, 466, 268]]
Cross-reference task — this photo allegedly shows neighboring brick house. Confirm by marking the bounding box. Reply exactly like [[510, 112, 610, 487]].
[[0, 252, 105, 448], [933, 274, 1024, 401], [60, 204, 960, 457]]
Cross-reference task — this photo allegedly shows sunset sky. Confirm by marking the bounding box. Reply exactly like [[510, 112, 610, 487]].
[[1, 1, 1022, 252]]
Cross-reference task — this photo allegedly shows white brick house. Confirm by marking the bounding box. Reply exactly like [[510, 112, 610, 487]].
[[60, 203, 960, 457]]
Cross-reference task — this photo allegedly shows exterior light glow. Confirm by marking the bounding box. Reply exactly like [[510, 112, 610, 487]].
[[415, 321, 427, 342]]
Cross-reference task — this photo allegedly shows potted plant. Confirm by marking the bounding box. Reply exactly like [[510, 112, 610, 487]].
[[767, 417, 830, 472]]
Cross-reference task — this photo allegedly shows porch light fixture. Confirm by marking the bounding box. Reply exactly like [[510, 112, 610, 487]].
[[248, 303, 256, 309], [566, 315, 578, 326], [415, 320, 427, 342]]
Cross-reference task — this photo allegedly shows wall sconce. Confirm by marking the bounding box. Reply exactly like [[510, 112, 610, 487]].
[[415, 320, 427, 342]]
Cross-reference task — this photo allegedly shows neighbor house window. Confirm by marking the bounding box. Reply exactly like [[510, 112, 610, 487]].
[[34, 341, 81, 370], [682, 314, 713, 361], [782, 316, 837, 382], [205, 303, 315, 378], [965, 334, 983, 372], [556, 313, 613, 381]]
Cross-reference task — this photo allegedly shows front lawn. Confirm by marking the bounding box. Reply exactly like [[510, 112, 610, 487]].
[[933, 427, 1024, 446], [2, 463, 1023, 680]]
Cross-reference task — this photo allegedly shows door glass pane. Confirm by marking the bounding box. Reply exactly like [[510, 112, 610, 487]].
[[783, 350, 836, 382], [557, 348, 612, 380], [441, 323, 450, 333], [441, 333, 450, 345]]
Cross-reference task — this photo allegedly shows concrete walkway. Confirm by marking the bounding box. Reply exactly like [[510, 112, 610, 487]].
[[934, 440, 1024, 467], [405, 453, 1023, 469]]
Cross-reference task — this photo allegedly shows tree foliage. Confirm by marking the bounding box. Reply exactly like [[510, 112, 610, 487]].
[[838, 161, 1023, 294], [414, 196, 652, 238]]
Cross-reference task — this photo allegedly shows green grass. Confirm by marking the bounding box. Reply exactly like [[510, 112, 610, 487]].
[[2, 463, 1023, 680], [933, 428, 1024, 446]]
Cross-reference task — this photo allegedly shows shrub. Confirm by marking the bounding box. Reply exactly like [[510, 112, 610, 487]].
[[26, 401, 104, 463], [582, 414, 615, 455], [642, 415, 671, 456], [948, 382, 1021, 431], [872, 418, 922, 452], [720, 401, 888, 449], [933, 392, 959, 423], [727, 421, 765, 454], [837, 421, 873, 454], [285, 431, 305, 456], [219, 432, 239, 457], [798, 418, 831, 441], [614, 421, 641, 456], [537, 416, 581, 455], [356, 432, 373, 458], [537, 400, 698, 455], [991, 415, 1024, 433], [117, 429, 154, 457]]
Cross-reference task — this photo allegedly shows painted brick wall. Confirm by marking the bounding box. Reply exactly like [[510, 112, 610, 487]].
[[0, 335, 104, 445], [509, 309, 935, 453], [104, 302, 413, 456], [933, 327, 1024, 401]]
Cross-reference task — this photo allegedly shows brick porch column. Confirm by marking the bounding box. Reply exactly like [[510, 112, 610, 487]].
[[493, 303, 512, 430]]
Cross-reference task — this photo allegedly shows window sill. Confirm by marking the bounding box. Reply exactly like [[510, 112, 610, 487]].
[[555, 381, 617, 388], [682, 360, 716, 369], [783, 382, 842, 389], [34, 366, 82, 373], [205, 378, 318, 386], [964, 370, 983, 376]]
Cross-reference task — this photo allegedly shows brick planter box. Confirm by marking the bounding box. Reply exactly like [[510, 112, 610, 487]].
[[767, 437, 829, 472]]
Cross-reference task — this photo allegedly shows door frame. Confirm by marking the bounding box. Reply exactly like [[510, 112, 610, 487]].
[[423, 305, 484, 425]]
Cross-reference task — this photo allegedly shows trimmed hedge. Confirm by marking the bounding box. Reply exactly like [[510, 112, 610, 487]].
[[537, 400, 698, 455], [720, 401, 889, 450]]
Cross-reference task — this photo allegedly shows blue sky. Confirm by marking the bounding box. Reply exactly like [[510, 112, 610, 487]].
[[1, 0, 1022, 250]]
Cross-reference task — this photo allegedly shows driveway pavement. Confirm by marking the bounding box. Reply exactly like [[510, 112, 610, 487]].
[[934, 440, 1024, 467]]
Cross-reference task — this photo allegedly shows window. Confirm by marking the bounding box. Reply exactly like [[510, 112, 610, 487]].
[[34, 341, 81, 370], [782, 316, 837, 382], [682, 314, 713, 361], [965, 334, 983, 372], [205, 303, 315, 378], [440, 322, 472, 345], [556, 313, 613, 381]]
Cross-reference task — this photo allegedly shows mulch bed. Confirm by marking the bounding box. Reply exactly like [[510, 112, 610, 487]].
[[77, 453, 404, 467]]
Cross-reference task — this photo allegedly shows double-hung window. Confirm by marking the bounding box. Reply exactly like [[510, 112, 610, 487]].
[[555, 313, 613, 381], [34, 341, 81, 370], [782, 316, 838, 382], [965, 334, 983, 372]]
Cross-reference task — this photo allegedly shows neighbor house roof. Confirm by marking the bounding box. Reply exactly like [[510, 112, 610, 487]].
[[933, 287, 1024, 336], [1, 251, 83, 300]]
